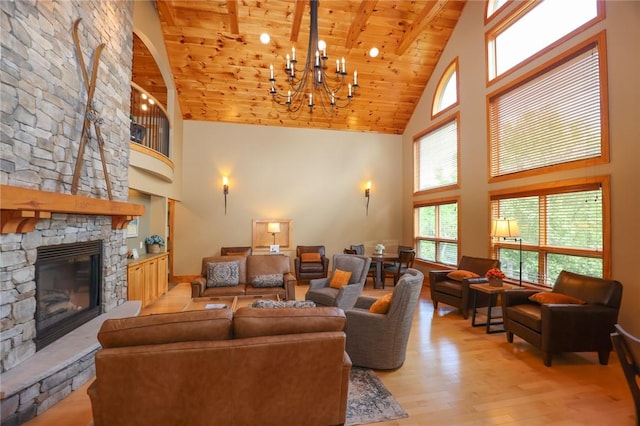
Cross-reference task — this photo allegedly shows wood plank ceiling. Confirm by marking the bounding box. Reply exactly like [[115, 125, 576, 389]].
[[145, 0, 467, 134]]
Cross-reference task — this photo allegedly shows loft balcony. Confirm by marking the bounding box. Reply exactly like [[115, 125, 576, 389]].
[[129, 83, 174, 182]]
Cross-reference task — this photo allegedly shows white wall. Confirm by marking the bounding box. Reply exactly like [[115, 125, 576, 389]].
[[402, 1, 640, 334], [175, 121, 402, 276], [131, 0, 184, 202]]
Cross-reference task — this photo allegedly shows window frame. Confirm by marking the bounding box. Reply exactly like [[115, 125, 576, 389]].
[[485, 0, 511, 25], [486, 32, 610, 183], [431, 58, 460, 120], [414, 196, 461, 267], [413, 113, 461, 196], [489, 175, 610, 287], [485, 0, 605, 86]]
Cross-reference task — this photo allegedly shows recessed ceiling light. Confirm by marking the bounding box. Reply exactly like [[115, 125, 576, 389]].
[[260, 33, 270, 45], [369, 47, 379, 58]]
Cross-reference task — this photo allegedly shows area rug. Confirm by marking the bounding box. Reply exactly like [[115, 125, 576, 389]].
[[346, 367, 408, 425]]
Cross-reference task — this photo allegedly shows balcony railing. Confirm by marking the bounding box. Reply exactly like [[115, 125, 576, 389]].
[[130, 82, 170, 157]]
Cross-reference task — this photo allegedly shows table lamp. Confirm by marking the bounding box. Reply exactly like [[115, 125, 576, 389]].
[[490, 218, 523, 286]]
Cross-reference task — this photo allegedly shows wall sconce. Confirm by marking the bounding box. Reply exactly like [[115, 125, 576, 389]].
[[364, 181, 371, 216], [267, 222, 281, 245], [222, 176, 229, 215], [490, 218, 522, 286]]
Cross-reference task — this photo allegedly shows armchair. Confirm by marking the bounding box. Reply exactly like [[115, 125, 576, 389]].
[[429, 255, 500, 319], [344, 269, 424, 370], [294, 245, 329, 282], [305, 254, 371, 310], [220, 246, 252, 256], [502, 270, 622, 366]]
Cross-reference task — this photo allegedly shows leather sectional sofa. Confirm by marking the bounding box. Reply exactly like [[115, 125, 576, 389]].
[[88, 307, 351, 425]]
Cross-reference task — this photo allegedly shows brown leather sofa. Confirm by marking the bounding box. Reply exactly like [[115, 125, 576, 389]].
[[429, 255, 501, 318], [502, 270, 623, 366], [88, 307, 351, 426], [295, 245, 329, 282], [191, 254, 295, 300]]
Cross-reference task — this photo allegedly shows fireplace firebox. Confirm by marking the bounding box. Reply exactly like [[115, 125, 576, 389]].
[[35, 240, 103, 350]]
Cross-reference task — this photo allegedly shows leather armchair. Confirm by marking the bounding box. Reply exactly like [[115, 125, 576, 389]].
[[294, 245, 329, 282], [305, 254, 371, 310], [220, 246, 252, 256], [345, 268, 424, 370], [502, 270, 623, 366], [429, 255, 500, 318]]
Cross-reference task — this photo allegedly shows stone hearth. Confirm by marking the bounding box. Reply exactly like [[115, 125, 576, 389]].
[[1, 0, 136, 424]]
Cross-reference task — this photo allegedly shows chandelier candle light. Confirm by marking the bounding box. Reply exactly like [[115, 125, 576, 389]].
[[268, 0, 358, 114]]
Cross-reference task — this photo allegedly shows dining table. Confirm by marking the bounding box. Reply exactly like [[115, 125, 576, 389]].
[[368, 252, 399, 289]]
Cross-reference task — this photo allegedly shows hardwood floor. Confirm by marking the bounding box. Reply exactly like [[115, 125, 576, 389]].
[[24, 282, 635, 425]]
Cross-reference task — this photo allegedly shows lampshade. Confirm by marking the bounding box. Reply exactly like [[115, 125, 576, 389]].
[[491, 219, 520, 238], [267, 222, 281, 234]]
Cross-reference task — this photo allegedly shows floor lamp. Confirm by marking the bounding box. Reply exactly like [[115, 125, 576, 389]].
[[491, 218, 523, 286]]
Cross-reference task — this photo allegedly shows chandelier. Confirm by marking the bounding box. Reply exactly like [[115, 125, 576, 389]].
[[268, 0, 358, 114]]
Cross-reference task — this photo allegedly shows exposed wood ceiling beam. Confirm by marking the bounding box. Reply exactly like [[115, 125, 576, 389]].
[[395, 0, 448, 55], [155, 0, 175, 27], [227, 0, 239, 34], [345, 0, 378, 49], [290, 0, 306, 42]]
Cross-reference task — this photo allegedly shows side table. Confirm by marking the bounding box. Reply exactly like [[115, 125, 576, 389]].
[[470, 283, 521, 334]]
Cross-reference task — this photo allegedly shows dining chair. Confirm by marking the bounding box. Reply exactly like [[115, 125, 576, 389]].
[[350, 244, 376, 283], [343, 249, 358, 254], [382, 249, 415, 288]]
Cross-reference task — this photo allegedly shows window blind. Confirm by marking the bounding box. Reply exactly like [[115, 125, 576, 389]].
[[415, 118, 458, 191], [489, 44, 603, 178]]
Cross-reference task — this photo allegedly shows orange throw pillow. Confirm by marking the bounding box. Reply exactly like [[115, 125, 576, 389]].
[[529, 292, 586, 305], [329, 269, 352, 288], [446, 270, 480, 281], [369, 293, 393, 314], [300, 253, 321, 262]]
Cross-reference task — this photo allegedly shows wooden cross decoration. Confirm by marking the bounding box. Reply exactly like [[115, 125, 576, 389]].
[[71, 18, 113, 200]]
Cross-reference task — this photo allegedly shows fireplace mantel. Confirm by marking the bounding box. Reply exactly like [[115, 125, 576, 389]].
[[0, 184, 145, 234]]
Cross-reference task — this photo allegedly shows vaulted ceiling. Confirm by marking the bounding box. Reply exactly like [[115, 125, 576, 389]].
[[134, 1, 467, 135]]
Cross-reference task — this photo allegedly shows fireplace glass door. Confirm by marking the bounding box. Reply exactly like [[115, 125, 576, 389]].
[[35, 240, 102, 350]]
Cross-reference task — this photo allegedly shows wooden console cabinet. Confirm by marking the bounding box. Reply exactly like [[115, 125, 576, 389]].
[[127, 252, 169, 307]]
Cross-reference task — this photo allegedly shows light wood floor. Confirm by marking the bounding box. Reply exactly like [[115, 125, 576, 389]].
[[25, 282, 635, 426]]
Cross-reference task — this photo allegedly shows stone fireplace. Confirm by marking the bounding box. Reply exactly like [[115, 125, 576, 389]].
[[0, 0, 139, 424]]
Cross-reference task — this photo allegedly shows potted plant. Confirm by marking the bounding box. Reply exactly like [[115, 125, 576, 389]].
[[486, 268, 506, 287], [145, 235, 164, 254], [375, 243, 385, 254]]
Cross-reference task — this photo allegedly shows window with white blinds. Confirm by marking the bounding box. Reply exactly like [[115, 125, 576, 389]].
[[414, 116, 459, 193], [489, 36, 607, 179], [490, 178, 607, 287]]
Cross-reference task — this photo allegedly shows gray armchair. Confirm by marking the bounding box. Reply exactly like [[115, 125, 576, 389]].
[[344, 268, 424, 370], [305, 254, 371, 310]]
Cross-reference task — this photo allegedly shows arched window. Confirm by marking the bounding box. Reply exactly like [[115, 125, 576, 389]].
[[431, 58, 459, 118]]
